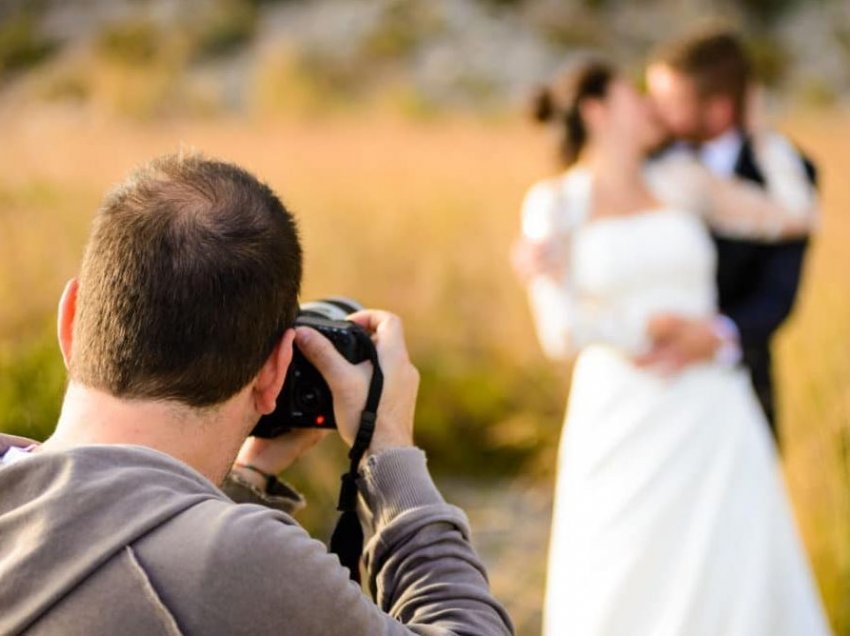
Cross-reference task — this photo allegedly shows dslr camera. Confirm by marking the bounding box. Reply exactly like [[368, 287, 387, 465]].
[[251, 298, 372, 438]]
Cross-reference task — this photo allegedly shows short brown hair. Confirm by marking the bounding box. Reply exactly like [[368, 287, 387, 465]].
[[72, 153, 302, 408], [654, 27, 751, 123]]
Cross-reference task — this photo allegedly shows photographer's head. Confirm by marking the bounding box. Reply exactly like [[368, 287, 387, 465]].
[[68, 152, 301, 406], [51, 153, 303, 477]]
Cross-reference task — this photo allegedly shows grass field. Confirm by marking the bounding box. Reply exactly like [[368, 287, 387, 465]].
[[0, 104, 847, 633]]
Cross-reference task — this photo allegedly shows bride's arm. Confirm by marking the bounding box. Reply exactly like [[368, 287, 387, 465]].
[[517, 181, 642, 360], [525, 274, 639, 360], [650, 135, 819, 241]]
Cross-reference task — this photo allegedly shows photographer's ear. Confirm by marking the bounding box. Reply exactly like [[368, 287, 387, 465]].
[[253, 328, 295, 415], [57, 279, 79, 370]]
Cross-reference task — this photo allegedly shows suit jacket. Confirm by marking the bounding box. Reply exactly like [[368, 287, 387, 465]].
[[712, 136, 818, 438]]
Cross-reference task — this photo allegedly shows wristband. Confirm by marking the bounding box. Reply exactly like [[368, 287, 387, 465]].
[[713, 315, 742, 367], [233, 463, 291, 498]]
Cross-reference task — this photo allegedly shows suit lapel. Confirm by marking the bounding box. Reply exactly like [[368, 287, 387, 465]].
[[732, 136, 766, 187]]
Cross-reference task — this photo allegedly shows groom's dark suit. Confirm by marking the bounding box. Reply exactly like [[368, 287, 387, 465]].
[[712, 136, 818, 443]]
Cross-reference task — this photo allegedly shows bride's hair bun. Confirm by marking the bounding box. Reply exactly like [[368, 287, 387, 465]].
[[530, 85, 557, 123], [531, 58, 616, 166]]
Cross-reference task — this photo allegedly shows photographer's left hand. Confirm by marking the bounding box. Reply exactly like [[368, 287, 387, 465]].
[[233, 429, 328, 487]]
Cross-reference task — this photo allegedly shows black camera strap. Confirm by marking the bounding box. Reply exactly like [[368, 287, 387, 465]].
[[329, 331, 383, 584]]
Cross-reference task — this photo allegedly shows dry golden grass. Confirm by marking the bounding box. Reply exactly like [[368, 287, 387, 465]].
[[0, 105, 847, 633], [772, 112, 850, 633]]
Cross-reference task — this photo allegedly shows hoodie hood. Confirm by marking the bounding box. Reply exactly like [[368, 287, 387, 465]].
[[0, 435, 226, 634]]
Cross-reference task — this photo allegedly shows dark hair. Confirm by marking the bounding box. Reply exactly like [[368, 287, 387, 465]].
[[530, 60, 615, 167], [72, 153, 302, 408], [653, 27, 751, 124]]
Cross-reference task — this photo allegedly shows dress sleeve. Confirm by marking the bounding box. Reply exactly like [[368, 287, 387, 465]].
[[520, 179, 569, 241], [520, 178, 646, 360], [648, 137, 819, 242], [526, 277, 642, 359]]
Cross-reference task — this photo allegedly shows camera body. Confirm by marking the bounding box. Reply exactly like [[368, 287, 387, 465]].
[[250, 299, 371, 438]]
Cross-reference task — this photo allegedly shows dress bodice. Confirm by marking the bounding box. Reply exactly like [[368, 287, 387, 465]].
[[521, 166, 720, 358], [569, 208, 717, 353], [520, 147, 818, 355]]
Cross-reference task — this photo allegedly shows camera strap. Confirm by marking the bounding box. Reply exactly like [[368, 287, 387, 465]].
[[329, 331, 383, 584]]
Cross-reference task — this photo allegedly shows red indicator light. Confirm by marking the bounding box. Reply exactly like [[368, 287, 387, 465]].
[[316, 415, 326, 426]]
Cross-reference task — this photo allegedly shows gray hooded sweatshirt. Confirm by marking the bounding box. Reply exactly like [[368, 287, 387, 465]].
[[0, 435, 513, 635]]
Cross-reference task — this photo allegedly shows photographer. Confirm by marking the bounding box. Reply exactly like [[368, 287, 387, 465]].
[[0, 154, 513, 635]]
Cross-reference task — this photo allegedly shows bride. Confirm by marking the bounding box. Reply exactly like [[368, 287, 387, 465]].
[[513, 60, 830, 635]]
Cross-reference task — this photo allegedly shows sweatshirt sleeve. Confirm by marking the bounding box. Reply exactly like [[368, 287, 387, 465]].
[[136, 455, 513, 636], [220, 448, 509, 635], [358, 448, 514, 635], [220, 469, 306, 515]]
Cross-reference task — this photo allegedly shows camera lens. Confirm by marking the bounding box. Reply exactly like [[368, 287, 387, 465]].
[[299, 297, 363, 322]]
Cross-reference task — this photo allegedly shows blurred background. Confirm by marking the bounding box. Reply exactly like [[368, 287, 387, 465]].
[[0, 0, 847, 633]]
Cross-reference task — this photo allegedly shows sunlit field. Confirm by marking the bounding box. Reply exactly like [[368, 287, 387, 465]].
[[1, 105, 847, 634]]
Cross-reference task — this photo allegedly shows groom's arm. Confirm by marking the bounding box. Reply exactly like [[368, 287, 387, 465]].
[[723, 239, 808, 349], [724, 144, 817, 348]]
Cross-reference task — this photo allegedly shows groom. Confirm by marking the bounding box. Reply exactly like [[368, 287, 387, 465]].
[[642, 27, 818, 444]]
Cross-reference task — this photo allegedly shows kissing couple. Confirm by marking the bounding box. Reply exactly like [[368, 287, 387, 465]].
[[513, 26, 831, 635]]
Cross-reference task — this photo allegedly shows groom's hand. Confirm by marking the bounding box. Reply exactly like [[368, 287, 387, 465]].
[[635, 314, 722, 374]]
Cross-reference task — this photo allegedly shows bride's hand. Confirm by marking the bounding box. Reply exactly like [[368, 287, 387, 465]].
[[510, 237, 565, 283]]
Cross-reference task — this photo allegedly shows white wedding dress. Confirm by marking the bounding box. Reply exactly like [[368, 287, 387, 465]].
[[522, 157, 830, 635]]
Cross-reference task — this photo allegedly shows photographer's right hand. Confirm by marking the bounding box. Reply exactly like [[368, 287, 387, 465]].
[[294, 310, 418, 456]]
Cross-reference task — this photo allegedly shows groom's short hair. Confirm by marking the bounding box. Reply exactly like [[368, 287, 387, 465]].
[[72, 153, 302, 408], [654, 27, 751, 124]]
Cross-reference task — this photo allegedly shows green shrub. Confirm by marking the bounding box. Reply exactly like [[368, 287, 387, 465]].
[[293, 47, 370, 103], [747, 34, 790, 87], [0, 13, 56, 78], [190, 0, 258, 62], [479, 0, 528, 7], [39, 67, 91, 103], [414, 351, 565, 478], [797, 77, 840, 109], [96, 20, 163, 66], [360, 0, 442, 63], [381, 83, 443, 120], [0, 328, 66, 442], [93, 19, 191, 119], [737, 0, 796, 25], [534, 8, 602, 50]]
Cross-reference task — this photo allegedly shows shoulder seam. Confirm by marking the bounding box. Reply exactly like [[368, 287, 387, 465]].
[[123, 546, 183, 636]]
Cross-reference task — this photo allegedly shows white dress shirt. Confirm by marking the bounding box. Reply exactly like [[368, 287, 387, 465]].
[[698, 128, 744, 177]]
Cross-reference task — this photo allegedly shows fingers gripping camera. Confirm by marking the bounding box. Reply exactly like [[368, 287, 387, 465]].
[[251, 298, 372, 438]]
